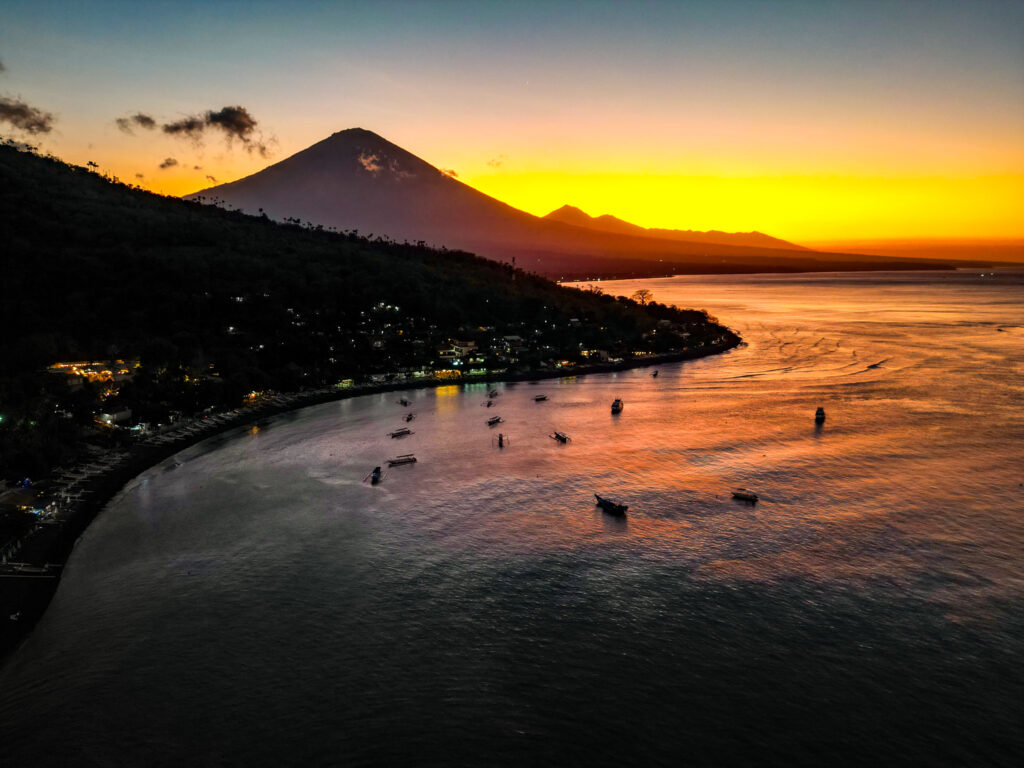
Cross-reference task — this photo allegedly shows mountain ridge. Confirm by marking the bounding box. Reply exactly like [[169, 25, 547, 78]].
[[543, 205, 809, 251], [187, 128, 959, 279]]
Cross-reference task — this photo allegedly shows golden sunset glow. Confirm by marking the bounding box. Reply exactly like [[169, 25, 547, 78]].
[[2, 0, 1021, 243], [462, 172, 1024, 242]]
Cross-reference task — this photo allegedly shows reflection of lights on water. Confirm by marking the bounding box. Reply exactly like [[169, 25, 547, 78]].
[[435, 384, 460, 412]]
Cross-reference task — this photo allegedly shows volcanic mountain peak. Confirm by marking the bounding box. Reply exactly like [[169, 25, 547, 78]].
[[189, 128, 941, 277], [293, 127, 439, 183]]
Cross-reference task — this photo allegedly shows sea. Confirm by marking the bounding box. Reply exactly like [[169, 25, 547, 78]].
[[1, 269, 1022, 767]]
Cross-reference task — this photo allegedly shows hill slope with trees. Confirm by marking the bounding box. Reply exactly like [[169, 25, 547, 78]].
[[0, 141, 738, 478]]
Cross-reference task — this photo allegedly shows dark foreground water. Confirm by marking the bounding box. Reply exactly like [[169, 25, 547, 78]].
[[2, 270, 1022, 766]]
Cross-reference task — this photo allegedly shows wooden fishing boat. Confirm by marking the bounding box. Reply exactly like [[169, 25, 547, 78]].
[[611, 398, 623, 414], [594, 494, 628, 515], [387, 454, 417, 466], [815, 407, 826, 423], [389, 427, 413, 438], [550, 430, 570, 443], [369, 466, 382, 485], [732, 488, 758, 503], [487, 415, 503, 426], [534, 395, 548, 402]]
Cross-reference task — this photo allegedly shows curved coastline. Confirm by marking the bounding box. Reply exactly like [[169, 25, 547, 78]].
[[0, 338, 738, 663]]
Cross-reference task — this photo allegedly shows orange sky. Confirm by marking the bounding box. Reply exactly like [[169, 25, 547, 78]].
[[2, 1, 1022, 243]]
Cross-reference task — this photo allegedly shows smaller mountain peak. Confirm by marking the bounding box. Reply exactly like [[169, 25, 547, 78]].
[[551, 204, 588, 215], [544, 205, 596, 225]]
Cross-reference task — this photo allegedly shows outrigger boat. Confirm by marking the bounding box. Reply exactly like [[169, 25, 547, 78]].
[[534, 395, 548, 402], [595, 494, 628, 515], [488, 389, 499, 398], [369, 466, 382, 485], [732, 488, 758, 503], [405, 413, 416, 422], [397, 398, 411, 406], [550, 430, 571, 443], [485, 400, 494, 407], [389, 427, 413, 438], [611, 398, 623, 414], [388, 454, 417, 466], [651, 370, 659, 378], [815, 407, 826, 423], [487, 415, 503, 426]]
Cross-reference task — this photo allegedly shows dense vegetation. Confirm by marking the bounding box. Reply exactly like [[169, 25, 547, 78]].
[[0, 140, 737, 479]]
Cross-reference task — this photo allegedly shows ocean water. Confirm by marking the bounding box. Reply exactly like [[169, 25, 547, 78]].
[[1, 270, 1022, 766]]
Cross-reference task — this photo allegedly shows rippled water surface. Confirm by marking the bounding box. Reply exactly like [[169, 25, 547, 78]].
[[2, 270, 1022, 766]]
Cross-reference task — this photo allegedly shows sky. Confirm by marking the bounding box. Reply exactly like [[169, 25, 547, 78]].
[[1, 0, 1022, 243]]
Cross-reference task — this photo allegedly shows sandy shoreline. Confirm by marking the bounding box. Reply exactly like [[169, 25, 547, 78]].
[[0, 339, 737, 663]]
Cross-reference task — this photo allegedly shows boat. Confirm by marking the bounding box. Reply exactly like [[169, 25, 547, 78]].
[[550, 430, 571, 443], [487, 415, 503, 426], [369, 466, 382, 485], [611, 398, 623, 414], [488, 389, 499, 398], [732, 488, 758, 503], [397, 398, 410, 406], [387, 454, 417, 466], [485, 400, 494, 407], [388, 427, 413, 438], [405, 413, 416, 422], [534, 395, 548, 402], [815, 407, 826, 423], [595, 494, 628, 515], [651, 370, 659, 378], [497, 433, 506, 448]]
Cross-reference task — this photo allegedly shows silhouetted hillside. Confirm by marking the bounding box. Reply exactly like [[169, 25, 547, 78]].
[[0, 141, 737, 476]]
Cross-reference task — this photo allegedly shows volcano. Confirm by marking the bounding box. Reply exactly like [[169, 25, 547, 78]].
[[188, 129, 951, 278]]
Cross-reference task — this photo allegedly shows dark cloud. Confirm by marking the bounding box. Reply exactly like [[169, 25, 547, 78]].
[[0, 96, 54, 134], [205, 174, 217, 183], [115, 112, 157, 134], [162, 114, 206, 141], [206, 106, 257, 142], [158, 157, 178, 170], [162, 105, 269, 156]]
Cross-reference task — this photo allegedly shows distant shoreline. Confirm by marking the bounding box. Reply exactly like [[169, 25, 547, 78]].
[[0, 338, 738, 664]]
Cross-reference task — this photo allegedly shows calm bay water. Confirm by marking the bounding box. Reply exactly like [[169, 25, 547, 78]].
[[2, 270, 1022, 766]]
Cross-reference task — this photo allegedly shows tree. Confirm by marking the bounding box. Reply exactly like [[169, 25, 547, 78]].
[[631, 288, 653, 306]]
